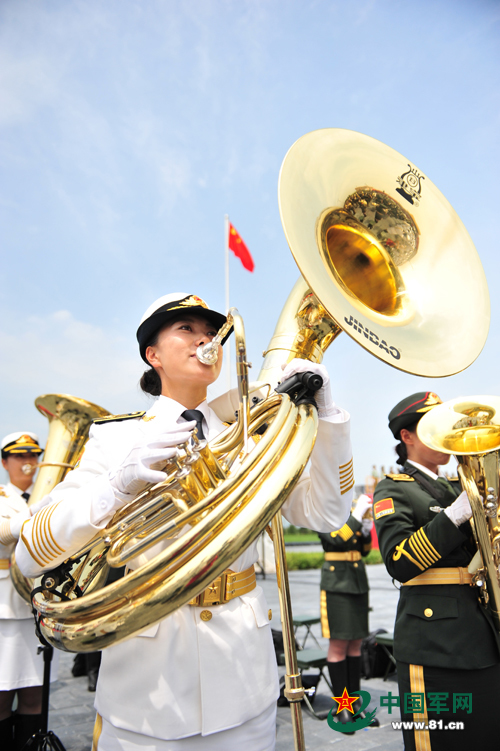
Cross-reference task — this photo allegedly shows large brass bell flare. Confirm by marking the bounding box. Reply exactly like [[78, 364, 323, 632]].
[[278, 128, 489, 376], [417, 396, 500, 456]]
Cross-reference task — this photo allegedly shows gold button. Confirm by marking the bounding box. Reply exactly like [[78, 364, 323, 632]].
[[353, 562, 358, 568], [353, 538, 358, 543], [330, 565, 335, 571], [424, 608, 433, 618], [268, 609, 272, 621], [200, 610, 212, 621]]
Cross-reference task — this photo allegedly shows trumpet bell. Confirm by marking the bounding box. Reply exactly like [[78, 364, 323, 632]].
[[279, 128, 489, 376]]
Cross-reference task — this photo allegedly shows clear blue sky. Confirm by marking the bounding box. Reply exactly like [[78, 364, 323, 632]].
[[1, 0, 499, 485]]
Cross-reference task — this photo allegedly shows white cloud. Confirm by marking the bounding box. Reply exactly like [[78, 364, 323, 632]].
[[0, 310, 148, 429]]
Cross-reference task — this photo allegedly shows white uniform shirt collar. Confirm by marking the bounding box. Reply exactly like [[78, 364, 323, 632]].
[[5, 481, 34, 497], [145, 395, 211, 432], [407, 460, 441, 481]]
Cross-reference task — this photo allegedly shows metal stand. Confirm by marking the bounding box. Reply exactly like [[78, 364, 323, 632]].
[[24, 645, 66, 751], [272, 513, 306, 751]]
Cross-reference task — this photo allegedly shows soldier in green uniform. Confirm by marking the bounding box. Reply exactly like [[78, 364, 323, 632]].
[[318, 493, 379, 729], [374, 392, 500, 750]]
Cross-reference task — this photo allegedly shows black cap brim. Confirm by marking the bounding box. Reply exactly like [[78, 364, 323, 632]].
[[137, 303, 230, 363]]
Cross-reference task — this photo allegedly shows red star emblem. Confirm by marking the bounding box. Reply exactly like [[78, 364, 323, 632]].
[[332, 687, 357, 714]]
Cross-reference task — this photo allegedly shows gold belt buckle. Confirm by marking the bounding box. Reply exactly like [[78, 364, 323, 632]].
[[194, 571, 230, 606]]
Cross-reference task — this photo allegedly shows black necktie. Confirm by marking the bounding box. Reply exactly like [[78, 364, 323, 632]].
[[21, 492, 30, 502], [181, 410, 205, 440]]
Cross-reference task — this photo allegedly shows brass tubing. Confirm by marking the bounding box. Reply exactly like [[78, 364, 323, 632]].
[[36, 396, 295, 619], [459, 464, 500, 629], [196, 445, 227, 482], [105, 400, 291, 567], [35, 402, 316, 651], [186, 452, 221, 491]]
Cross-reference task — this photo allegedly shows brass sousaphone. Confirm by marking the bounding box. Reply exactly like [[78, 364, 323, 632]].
[[27, 132, 488, 740]]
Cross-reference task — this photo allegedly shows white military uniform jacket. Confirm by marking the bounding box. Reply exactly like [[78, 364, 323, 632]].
[[16, 395, 353, 740], [0, 482, 34, 620]]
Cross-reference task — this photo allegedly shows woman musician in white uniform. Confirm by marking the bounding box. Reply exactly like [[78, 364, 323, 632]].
[[15, 293, 354, 751], [0, 432, 59, 751]]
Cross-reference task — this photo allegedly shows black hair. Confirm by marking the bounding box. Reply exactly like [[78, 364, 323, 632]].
[[394, 418, 420, 467], [139, 331, 162, 396]]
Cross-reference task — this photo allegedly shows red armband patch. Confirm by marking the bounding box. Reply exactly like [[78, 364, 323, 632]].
[[374, 497, 395, 519]]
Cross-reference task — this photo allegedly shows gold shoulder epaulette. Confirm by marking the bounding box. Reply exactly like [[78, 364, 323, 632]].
[[447, 476, 459, 482], [93, 411, 146, 425], [385, 473, 415, 482], [0, 486, 6, 497]]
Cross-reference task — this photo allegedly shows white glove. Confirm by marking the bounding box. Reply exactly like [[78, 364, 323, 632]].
[[352, 494, 373, 523], [444, 490, 472, 527], [280, 359, 336, 418], [109, 423, 196, 498], [9, 506, 31, 540], [362, 518, 373, 535]]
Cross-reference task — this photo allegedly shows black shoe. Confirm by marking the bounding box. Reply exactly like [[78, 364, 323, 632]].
[[72, 653, 87, 677], [352, 697, 380, 727], [327, 661, 356, 734], [88, 668, 99, 692]]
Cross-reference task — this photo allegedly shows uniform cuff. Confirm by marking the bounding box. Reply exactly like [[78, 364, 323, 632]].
[[90, 475, 123, 526]]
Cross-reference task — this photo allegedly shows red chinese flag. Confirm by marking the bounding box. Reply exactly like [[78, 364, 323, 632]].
[[228, 222, 254, 272]]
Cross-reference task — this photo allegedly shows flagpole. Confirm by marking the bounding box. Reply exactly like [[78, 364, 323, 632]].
[[224, 214, 231, 390]]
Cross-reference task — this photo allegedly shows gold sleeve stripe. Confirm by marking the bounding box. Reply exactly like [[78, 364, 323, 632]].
[[414, 529, 440, 564], [409, 535, 433, 568], [340, 478, 354, 491], [416, 528, 440, 561], [37, 503, 65, 562], [338, 523, 353, 541], [339, 459, 355, 496], [32, 506, 53, 565], [21, 520, 46, 568], [320, 590, 330, 639], [339, 464, 353, 477], [30, 506, 48, 564], [339, 458, 353, 470], [339, 468, 354, 483], [44, 503, 65, 556], [40, 504, 62, 560], [0, 519, 16, 545], [392, 539, 425, 570], [340, 479, 355, 496], [32, 503, 64, 565]]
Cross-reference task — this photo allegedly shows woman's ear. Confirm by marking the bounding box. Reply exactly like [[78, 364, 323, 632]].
[[145, 345, 160, 368], [400, 427, 415, 447]]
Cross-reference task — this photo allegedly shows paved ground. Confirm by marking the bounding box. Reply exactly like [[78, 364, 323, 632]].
[[44, 564, 403, 750]]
